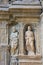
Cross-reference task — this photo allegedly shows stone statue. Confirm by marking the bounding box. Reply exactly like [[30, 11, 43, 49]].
[[25, 26, 35, 56], [10, 26, 19, 56]]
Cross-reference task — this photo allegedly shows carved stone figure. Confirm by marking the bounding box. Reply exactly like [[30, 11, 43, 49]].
[[10, 26, 19, 56], [25, 26, 35, 56]]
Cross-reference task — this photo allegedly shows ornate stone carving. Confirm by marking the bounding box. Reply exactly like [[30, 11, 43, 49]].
[[23, 0, 40, 4], [25, 26, 35, 56], [10, 26, 19, 56], [13, 0, 40, 4]]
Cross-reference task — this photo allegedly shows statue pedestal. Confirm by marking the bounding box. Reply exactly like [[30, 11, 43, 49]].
[[18, 55, 42, 65], [18, 54, 41, 60]]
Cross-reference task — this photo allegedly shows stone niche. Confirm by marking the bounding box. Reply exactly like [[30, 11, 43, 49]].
[[9, 18, 41, 55], [9, 18, 42, 65], [9, 4, 42, 65]]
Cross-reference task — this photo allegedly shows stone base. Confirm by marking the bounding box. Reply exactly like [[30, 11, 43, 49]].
[[18, 54, 41, 60], [19, 62, 42, 65], [18, 55, 42, 65]]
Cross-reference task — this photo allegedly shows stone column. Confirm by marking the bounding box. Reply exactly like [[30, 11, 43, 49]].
[[40, 13, 43, 64], [34, 23, 41, 54], [19, 22, 24, 55], [0, 21, 8, 46], [0, 46, 9, 65], [0, 21, 9, 65]]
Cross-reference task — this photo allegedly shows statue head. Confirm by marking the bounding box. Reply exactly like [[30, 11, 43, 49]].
[[12, 26, 16, 32], [28, 26, 31, 31]]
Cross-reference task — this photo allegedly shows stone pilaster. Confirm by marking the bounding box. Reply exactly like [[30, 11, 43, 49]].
[[34, 23, 41, 54], [0, 46, 9, 65], [0, 21, 8, 46], [40, 13, 43, 65], [19, 22, 24, 55]]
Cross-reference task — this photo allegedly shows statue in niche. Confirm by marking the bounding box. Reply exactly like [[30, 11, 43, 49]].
[[25, 26, 35, 56], [10, 26, 19, 56]]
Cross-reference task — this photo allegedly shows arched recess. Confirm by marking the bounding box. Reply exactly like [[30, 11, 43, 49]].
[[23, 23, 37, 55]]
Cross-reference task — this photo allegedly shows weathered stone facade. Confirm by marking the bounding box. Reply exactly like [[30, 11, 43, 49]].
[[0, 0, 43, 65]]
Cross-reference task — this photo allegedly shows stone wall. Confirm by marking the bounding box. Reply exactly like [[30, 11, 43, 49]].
[[0, 0, 42, 65], [0, 21, 8, 45]]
